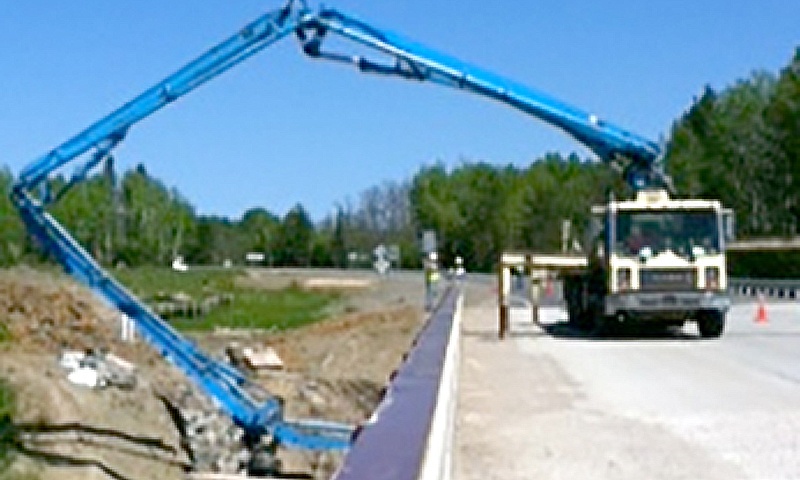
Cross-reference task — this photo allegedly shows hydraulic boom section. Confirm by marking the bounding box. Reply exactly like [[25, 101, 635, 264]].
[[11, 1, 351, 453], [16, 2, 305, 192], [296, 8, 670, 191], [11, 0, 675, 457]]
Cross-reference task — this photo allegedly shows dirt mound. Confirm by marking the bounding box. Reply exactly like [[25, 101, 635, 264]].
[[0, 267, 427, 479], [0, 353, 187, 480], [0, 267, 120, 352]]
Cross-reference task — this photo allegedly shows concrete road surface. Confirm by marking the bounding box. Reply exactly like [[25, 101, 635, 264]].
[[454, 284, 800, 480]]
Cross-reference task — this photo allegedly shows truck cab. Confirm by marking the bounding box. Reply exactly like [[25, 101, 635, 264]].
[[566, 189, 731, 337]]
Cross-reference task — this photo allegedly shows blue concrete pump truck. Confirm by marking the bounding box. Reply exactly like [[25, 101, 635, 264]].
[[10, 0, 732, 473]]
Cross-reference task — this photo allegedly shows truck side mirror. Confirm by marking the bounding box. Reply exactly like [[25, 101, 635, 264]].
[[722, 209, 735, 243]]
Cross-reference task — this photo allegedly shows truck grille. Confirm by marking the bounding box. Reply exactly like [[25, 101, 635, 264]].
[[639, 268, 696, 291]]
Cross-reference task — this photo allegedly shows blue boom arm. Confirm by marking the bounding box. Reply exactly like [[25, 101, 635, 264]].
[[297, 8, 669, 190], [11, 1, 351, 451], [11, 0, 669, 452]]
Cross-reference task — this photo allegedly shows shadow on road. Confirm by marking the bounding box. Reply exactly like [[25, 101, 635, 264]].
[[539, 320, 700, 341]]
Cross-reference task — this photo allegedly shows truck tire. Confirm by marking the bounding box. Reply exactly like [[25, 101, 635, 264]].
[[590, 314, 621, 337], [697, 311, 725, 338], [564, 275, 590, 329], [567, 299, 584, 328], [589, 315, 607, 337]]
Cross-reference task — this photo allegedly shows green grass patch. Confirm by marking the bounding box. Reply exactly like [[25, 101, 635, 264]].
[[114, 266, 238, 298], [170, 285, 336, 331], [112, 267, 340, 332]]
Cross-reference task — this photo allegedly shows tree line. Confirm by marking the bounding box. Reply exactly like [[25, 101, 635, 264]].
[[1, 48, 798, 274], [668, 49, 800, 239], [0, 163, 421, 270]]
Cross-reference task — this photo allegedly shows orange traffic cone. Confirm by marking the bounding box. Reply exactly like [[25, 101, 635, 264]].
[[755, 294, 768, 324]]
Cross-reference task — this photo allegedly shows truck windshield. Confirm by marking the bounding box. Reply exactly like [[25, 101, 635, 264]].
[[614, 210, 720, 257]]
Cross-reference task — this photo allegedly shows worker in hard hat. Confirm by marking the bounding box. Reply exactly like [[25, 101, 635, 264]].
[[424, 251, 439, 311], [454, 255, 466, 280]]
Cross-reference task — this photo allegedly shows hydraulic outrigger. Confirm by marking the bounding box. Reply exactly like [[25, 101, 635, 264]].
[[11, 0, 713, 458]]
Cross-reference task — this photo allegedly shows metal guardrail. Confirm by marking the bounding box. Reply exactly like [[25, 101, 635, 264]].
[[727, 238, 800, 251], [729, 278, 800, 300], [334, 283, 463, 480]]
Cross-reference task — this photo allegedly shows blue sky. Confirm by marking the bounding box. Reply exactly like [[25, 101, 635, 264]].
[[2, 1, 798, 221]]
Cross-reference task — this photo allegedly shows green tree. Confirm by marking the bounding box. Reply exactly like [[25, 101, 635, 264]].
[[331, 180, 419, 269], [0, 168, 28, 265], [666, 86, 721, 197], [516, 154, 618, 254], [118, 165, 196, 266], [277, 204, 315, 266], [187, 215, 246, 265], [764, 49, 800, 235], [410, 162, 464, 256], [329, 206, 348, 268], [667, 72, 784, 237], [51, 171, 116, 264], [448, 162, 511, 271], [239, 207, 281, 266]]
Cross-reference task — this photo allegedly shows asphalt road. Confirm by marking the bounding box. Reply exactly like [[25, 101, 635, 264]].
[[454, 283, 800, 480]]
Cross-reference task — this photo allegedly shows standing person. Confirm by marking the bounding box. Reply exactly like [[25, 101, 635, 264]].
[[454, 256, 466, 281], [424, 252, 439, 311]]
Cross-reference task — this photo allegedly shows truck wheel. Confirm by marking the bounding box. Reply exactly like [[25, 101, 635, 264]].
[[590, 315, 620, 337], [564, 277, 587, 329], [567, 301, 586, 329], [589, 315, 606, 337], [698, 311, 725, 338]]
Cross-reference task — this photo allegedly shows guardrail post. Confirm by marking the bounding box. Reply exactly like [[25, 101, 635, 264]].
[[498, 264, 510, 339]]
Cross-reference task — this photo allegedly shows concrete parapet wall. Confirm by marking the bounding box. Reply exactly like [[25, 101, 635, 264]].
[[334, 284, 463, 480]]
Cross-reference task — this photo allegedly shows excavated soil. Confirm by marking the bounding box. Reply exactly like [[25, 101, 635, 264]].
[[0, 267, 426, 480]]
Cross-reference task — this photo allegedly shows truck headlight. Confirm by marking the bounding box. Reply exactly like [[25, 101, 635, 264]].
[[617, 268, 631, 291], [705, 267, 720, 290]]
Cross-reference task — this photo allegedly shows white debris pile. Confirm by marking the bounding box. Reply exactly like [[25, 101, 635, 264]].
[[182, 406, 252, 473], [225, 342, 285, 373], [243, 346, 284, 371], [59, 349, 137, 390]]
